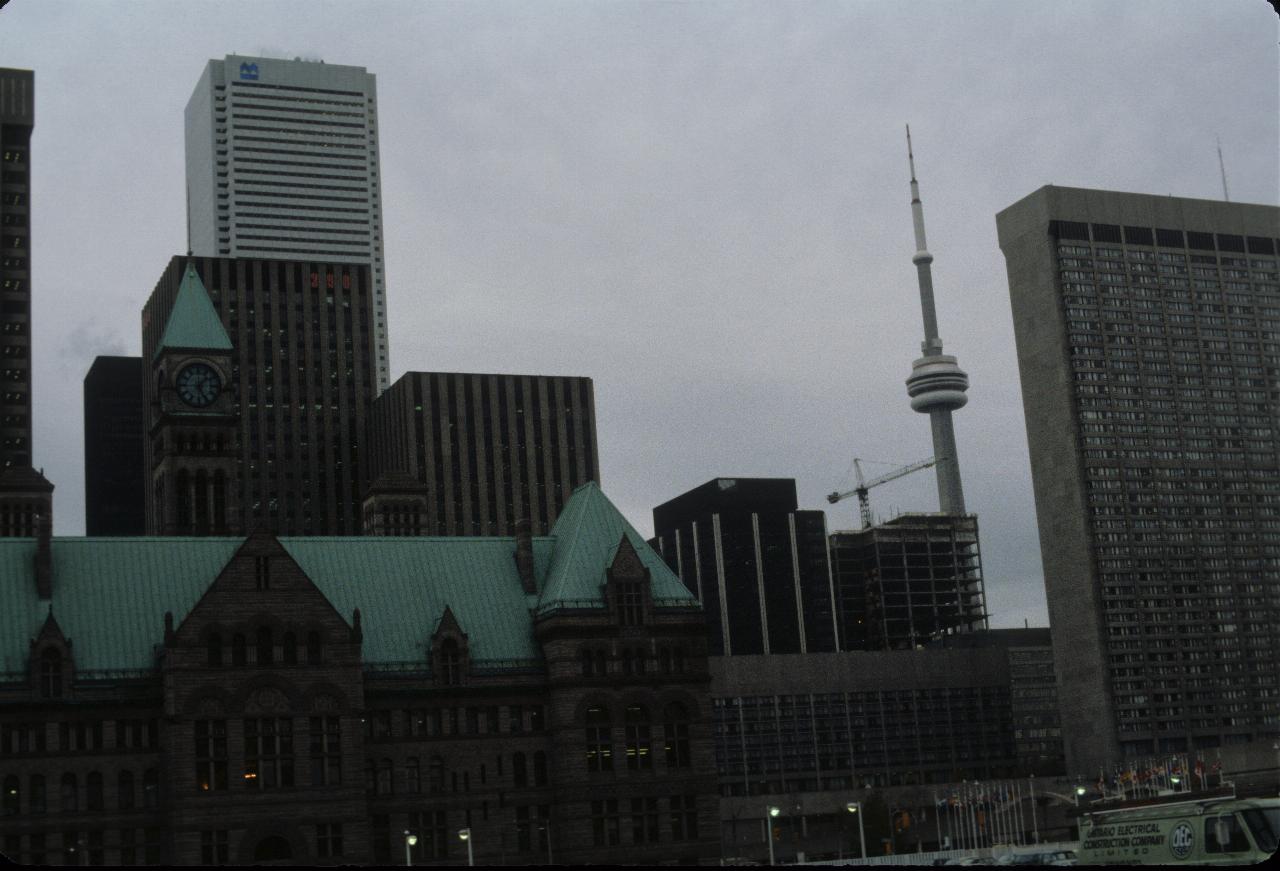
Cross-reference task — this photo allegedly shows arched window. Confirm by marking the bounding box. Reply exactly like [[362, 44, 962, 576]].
[[29, 774, 45, 814], [176, 469, 191, 531], [306, 631, 322, 665], [659, 647, 672, 674], [117, 771, 134, 811], [86, 771, 103, 811], [142, 768, 158, 808], [282, 632, 297, 666], [585, 705, 612, 772], [428, 756, 445, 793], [625, 704, 652, 770], [194, 469, 209, 532], [207, 633, 222, 667], [39, 648, 62, 698], [257, 627, 274, 666], [377, 759, 393, 795], [512, 752, 527, 788], [673, 646, 687, 673], [533, 751, 548, 787], [60, 772, 77, 813], [634, 647, 646, 675], [438, 639, 461, 686], [2, 775, 18, 816], [594, 649, 607, 676], [232, 634, 247, 667], [406, 758, 421, 794], [663, 702, 691, 768], [213, 470, 228, 533], [364, 761, 375, 794], [580, 648, 594, 676], [620, 648, 634, 676]]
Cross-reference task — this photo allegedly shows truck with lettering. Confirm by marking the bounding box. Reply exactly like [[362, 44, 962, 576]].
[[1077, 789, 1278, 865]]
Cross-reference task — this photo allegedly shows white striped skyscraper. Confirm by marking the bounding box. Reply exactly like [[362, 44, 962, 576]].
[[185, 55, 390, 393]]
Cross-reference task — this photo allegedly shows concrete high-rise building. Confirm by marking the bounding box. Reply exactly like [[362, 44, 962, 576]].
[[997, 186, 1280, 775], [142, 256, 378, 535], [0, 68, 34, 472], [185, 55, 390, 393], [366, 371, 599, 536], [83, 356, 145, 535], [651, 478, 839, 656]]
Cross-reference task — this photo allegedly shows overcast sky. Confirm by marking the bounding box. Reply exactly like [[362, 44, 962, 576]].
[[2, 0, 1277, 628]]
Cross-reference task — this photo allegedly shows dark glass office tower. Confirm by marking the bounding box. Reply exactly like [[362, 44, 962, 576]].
[[366, 371, 599, 536], [998, 186, 1280, 775], [141, 256, 377, 535], [652, 478, 838, 656], [0, 69, 34, 471], [83, 356, 145, 535]]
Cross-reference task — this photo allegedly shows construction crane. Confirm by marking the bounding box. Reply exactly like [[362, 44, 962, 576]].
[[827, 456, 937, 529]]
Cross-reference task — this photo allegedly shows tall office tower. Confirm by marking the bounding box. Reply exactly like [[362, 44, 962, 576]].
[[651, 478, 839, 656], [366, 371, 599, 536], [83, 356, 145, 535], [829, 513, 987, 651], [0, 68, 34, 471], [998, 186, 1280, 775], [903, 128, 970, 513], [142, 256, 378, 535], [185, 55, 390, 393]]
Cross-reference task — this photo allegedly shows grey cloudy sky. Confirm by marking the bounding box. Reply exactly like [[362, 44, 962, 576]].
[[2, 0, 1276, 628]]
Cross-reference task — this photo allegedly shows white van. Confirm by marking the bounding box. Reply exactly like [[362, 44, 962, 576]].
[[1077, 791, 1279, 865]]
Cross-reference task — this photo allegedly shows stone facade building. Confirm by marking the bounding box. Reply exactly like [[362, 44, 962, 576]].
[[0, 484, 718, 866]]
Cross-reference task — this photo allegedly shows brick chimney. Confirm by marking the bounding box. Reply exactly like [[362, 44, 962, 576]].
[[514, 518, 536, 594]]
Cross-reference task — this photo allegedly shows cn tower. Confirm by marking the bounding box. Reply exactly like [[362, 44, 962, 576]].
[[903, 126, 969, 514]]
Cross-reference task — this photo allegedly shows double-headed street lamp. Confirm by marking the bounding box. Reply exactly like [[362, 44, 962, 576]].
[[403, 831, 417, 867], [458, 828, 474, 867], [766, 805, 780, 865], [846, 801, 867, 860]]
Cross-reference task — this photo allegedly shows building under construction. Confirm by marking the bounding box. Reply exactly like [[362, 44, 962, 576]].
[[830, 513, 987, 650]]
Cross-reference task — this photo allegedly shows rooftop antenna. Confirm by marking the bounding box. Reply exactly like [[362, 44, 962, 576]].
[[1216, 136, 1230, 202]]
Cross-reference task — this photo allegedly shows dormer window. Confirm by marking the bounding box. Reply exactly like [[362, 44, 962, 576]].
[[618, 581, 643, 626], [39, 648, 62, 698], [438, 639, 461, 686]]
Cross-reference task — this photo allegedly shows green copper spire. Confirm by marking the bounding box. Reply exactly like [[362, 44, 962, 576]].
[[153, 265, 233, 360]]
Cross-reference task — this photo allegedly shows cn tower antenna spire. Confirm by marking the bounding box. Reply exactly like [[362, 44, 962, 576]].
[[902, 125, 969, 515]]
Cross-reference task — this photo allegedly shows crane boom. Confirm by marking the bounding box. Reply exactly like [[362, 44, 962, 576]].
[[827, 456, 937, 528]]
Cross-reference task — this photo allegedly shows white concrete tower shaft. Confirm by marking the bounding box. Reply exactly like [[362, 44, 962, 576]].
[[903, 126, 968, 514]]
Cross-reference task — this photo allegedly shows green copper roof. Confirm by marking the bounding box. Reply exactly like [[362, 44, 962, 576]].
[[280, 537, 555, 665], [0, 485, 697, 676], [153, 265, 233, 360], [0, 538, 242, 674], [538, 482, 694, 607]]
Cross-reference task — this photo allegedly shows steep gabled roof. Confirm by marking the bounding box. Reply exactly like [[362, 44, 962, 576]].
[[0, 538, 242, 673], [281, 537, 554, 665], [537, 482, 694, 609], [0, 486, 696, 675], [153, 264, 233, 360]]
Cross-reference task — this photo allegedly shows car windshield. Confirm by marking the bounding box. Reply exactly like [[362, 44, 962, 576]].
[[1241, 808, 1280, 854]]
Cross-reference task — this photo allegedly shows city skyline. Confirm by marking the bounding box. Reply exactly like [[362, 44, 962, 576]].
[[1, 1, 1277, 630]]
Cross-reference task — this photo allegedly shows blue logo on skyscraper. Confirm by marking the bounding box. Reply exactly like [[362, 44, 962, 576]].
[[239, 62, 259, 81]]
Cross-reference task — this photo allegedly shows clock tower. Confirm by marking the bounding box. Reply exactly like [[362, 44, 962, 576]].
[[149, 264, 239, 535]]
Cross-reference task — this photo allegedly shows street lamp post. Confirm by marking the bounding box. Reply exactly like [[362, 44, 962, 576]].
[[1028, 775, 1040, 845], [847, 801, 867, 860], [538, 818, 553, 865], [1074, 786, 1086, 807], [403, 831, 417, 867], [458, 828, 474, 867], [766, 806, 780, 866]]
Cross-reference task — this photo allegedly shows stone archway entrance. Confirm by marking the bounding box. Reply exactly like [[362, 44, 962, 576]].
[[252, 835, 293, 864]]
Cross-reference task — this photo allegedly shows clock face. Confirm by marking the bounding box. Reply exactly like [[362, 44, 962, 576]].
[[176, 363, 222, 408]]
